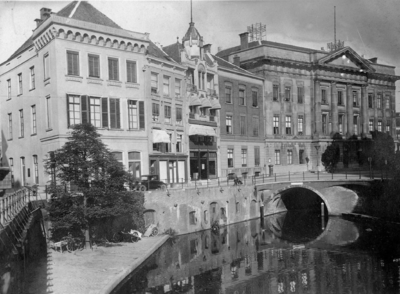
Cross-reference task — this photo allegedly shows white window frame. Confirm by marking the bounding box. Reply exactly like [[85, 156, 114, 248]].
[[31, 105, 37, 135]]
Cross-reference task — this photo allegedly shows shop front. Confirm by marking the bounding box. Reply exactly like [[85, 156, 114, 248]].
[[149, 154, 188, 184]]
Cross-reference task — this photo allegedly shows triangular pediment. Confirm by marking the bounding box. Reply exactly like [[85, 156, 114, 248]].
[[318, 47, 375, 73]]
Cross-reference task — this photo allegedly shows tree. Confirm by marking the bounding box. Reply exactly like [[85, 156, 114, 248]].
[[321, 143, 340, 173], [45, 124, 145, 243], [370, 130, 395, 169]]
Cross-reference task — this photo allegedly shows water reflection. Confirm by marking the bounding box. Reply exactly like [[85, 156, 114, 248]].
[[113, 211, 400, 294]]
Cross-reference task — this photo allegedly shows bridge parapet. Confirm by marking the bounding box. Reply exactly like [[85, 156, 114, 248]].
[[0, 188, 30, 226]]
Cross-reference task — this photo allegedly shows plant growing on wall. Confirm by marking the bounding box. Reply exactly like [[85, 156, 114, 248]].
[[45, 123, 145, 244]]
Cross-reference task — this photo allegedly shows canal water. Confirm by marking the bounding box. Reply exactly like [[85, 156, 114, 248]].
[[113, 211, 400, 294]]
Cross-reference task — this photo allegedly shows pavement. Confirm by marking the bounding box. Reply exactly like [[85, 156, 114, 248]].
[[45, 235, 169, 294]]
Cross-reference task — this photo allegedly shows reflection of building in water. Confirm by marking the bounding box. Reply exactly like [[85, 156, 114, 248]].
[[116, 216, 396, 293]]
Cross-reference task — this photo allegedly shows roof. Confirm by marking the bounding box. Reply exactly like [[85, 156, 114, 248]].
[[56, 1, 121, 29], [1, 36, 34, 65], [147, 41, 179, 64], [182, 22, 202, 43], [162, 42, 184, 63], [213, 54, 262, 80]]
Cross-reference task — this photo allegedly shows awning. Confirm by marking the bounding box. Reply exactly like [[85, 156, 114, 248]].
[[210, 98, 222, 110], [189, 124, 217, 136], [199, 97, 212, 108], [189, 95, 202, 106], [153, 129, 170, 143]]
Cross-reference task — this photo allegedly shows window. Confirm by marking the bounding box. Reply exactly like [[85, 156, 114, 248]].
[[285, 116, 291, 135], [273, 115, 280, 134], [273, 84, 279, 101], [226, 115, 232, 134], [353, 115, 358, 135], [386, 120, 391, 133], [126, 60, 137, 83], [8, 113, 12, 140], [189, 211, 197, 225], [67, 95, 81, 126], [19, 110, 24, 137], [275, 150, 281, 165], [67, 51, 79, 76], [339, 114, 344, 134], [377, 94, 382, 109], [152, 103, 160, 122], [30, 67, 35, 90], [128, 151, 141, 180], [108, 57, 119, 81], [284, 86, 291, 101], [176, 134, 183, 152], [338, 91, 343, 105], [163, 76, 170, 96], [88, 97, 101, 127], [240, 116, 246, 135], [299, 149, 305, 164], [252, 90, 258, 107], [225, 86, 232, 103], [18, 73, 22, 95], [175, 79, 181, 97], [321, 89, 327, 104], [253, 117, 259, 136], [112, 152, 123, 164], [369, 119, 374, 132], [322, 113, 327, 134], [46, 96, 51, 129], [88, 54, 100, 78], [241, 149, 247, 167], [151, 72, 158, 94], [353, 91, 358, 107], [368, 93, 373, 108], [44, 53, 49, 80], [386, 95, 390, 109], [239, 88, 245, 105], [127, 100, 145, 130], [31, 105, 37, 135], [7, 79, 11, 99], [254, 146, 260, 167], [227, 148, 234, 167], [378, 120, 382, 132], [33, 155, 39, 184], [164, 105, 171, 123], [108, 98, 120, 129], [176, 107, 182, 125], [297, 115, 304, 135], [287, 150, 293, 165], [298, 87, 304, 104]]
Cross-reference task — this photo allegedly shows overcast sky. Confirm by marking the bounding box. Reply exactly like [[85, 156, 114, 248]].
[[1, 0, 400, 109]]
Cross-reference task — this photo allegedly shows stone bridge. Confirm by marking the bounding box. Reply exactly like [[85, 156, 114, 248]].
[[256, 179, 374, 216]]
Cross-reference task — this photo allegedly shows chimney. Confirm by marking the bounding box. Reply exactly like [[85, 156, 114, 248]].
[[239, 32, 249, 50], [233, 55, 240, 66], [203, 44, 212, 53], [40, 8, 52, 20]]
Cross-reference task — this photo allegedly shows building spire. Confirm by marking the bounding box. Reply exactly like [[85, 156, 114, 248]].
[[190, 0, 193, 24]]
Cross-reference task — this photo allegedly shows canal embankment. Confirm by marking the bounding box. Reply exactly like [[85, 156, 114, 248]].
[[43, 235, 169, 294]]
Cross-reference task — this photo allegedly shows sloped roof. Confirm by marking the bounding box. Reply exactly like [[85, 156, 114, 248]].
[[147, 41, 179, 64], [56, 1, 121, 29], [162, 42, 184, 63], [213, 54, 262, 79], [182, 22, 202, 43], [1, 36, 34, 65]]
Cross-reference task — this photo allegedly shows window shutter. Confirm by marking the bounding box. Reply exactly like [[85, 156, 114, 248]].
[[110, 98, 116, 128], [139, 101, 145, 129], [66, 94, 70, 128], [102, 98, 108, 128], [81, 95, 88, 124], [116, 99, 120, 129]]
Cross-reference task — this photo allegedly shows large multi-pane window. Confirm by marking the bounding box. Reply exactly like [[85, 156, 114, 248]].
[[30, 67, 35, 90], [284, 86, 291, 101], [19, 110, 24, 138], [239, 88, 245, 105], [89, 97, 101, 127], [297, 115, 304, 135], [44, 53, 50, 80], [18, 73, 22, 95], [240, 116, 246, 135], [252, 90, 258, 107], [225, 86, 232, 103], [377, 94, 382, 109], [8, 113, 12, 140], [369, 119, 374, 132], [339, 114, 344, 134], [338, 90, 343, 105], [126, 60, 137, 83], [33, 155, 39, 184], [67, 51, 79, 76], [353, 115, 358, 135], [176, 107, 182, 125], [378, 120, 382, 132], [368, 93, 373, 108], [108, 57, 119, 81], [322, 113, 328, 134], [253, 117, 259, 136], [386, 95, 390, 109], [298, 87, 304, 104], [88, 54, 100, 78], [226, 115, 233, 134], [68, 95, 81, 126], [151, 72, 158, 93], [353, 91, 358, 107], [275, 150, 280, 165], [46, 96, 51, 129], [287, 150, 293, 165], [254, 146, 260, 167], [31, 105, 37, 135], [285, 116, 291, 135], [321, 89, 327, 104], [152, 103, 160, 121], [7, 79, 11, 99], [112, 152, 123, 164], [241, 148, 247, 167], [128, 151, 141, 180], [127, 100, 145, 130], [175, 79, 181, 97], [273, 115, 280, 134], [273, 84, 279, 101], [163, 76, 170, 96], [227, 148, 234, 167], [164, 105, 171, 123]]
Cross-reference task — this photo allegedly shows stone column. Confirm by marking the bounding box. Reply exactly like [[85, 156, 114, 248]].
[[314, 80, 322, 135], [331, 82, 338, 134], [346, 84, 353, 137]]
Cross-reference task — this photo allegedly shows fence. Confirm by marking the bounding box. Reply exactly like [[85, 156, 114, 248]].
[[0, 188, 29, 226]]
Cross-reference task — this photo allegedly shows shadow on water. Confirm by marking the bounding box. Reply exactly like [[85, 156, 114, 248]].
[[113, 211, 400, 294]]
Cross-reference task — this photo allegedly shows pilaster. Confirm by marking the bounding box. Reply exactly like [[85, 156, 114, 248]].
[[346, 84, 353, 137], [361, 86, 368, 136], [314, 80, 322, 135], [331, 82, 338, 134]]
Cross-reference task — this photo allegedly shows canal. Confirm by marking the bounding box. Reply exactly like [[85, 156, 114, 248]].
[[113, 211, 400, 294]]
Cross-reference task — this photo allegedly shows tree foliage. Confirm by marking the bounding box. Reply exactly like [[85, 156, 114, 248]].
[[45, 124, 145, 242], [321, 144, 340, 173]]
